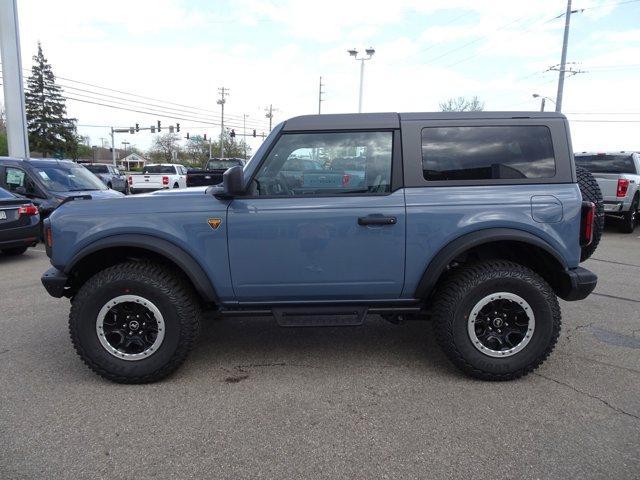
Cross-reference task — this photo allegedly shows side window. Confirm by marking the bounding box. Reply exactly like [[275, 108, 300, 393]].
[[253, 131, 393, 196], [5, 167, 31, 194], [421, 126, 556, 181]]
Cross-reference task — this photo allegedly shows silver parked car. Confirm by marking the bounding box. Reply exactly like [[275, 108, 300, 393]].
[[84, 163, 128, 194]]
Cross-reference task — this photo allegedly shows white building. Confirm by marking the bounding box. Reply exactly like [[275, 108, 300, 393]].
[[118, 153, 148, 171]]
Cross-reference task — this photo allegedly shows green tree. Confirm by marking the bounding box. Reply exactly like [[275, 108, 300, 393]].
[[148, 132, 182, 163], [184, 135, 210, 166], [439, 96, 485, 112], [213, 131, 252, 161], [0, 105, 7, 156], [25, 42, 78, 157]]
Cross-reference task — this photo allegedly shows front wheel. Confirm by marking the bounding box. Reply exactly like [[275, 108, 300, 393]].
[[432, 260, 561, 381], [69, 261, 201, 383]]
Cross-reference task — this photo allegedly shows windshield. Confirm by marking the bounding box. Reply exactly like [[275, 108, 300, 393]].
[[206, 159, 242, 170], [143, 165, 176, 174], [33, 164, 107, 192], [575, 154, 637, 174]]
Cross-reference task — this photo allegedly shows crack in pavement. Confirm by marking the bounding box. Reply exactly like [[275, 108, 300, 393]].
[[557, 352, 640, 375], [589, 257, 640, 268], [591, 292, 640, 304], [534, 372, 640, 422]]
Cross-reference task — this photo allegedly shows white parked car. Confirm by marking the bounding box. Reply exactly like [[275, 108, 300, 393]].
[[128, 164, 188, 194]]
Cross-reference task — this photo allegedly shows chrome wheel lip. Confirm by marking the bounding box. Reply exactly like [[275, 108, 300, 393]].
[[467, 292, 535, 358], [96, 294, 165, 361]]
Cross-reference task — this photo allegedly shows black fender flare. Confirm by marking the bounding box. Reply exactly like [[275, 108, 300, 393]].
[[414, 228, 568, 299], [65, 234, 218, 302]]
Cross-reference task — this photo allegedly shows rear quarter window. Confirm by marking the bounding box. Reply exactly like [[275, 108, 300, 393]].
[[421, 125, 556, 181]]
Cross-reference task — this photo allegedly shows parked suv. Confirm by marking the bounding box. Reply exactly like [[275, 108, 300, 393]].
[[84, 163, 128, 194], [575, 152, 640, 232], [0, 158, 124, 223], [41, 112, 598, 383]]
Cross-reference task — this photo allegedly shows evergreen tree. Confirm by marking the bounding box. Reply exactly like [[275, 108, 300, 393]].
[[25, 42, 78, 157]]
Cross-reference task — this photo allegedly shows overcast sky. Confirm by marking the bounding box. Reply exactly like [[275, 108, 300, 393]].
[[8, 0, 640, 153]]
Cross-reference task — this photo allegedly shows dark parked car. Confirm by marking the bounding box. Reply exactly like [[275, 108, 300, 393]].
[[186, 158, 244, 187], [0, 187, 40, 255], [84, 163, 128, 193], [0, 158, 125, 224]]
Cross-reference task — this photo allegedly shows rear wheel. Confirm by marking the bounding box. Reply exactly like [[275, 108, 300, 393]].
[[1, 246, 28, 256], [432, 261, 561, 381], [576, 166, 604, 261], [69, 261, 201, 383], [619, 195, 638, 233]]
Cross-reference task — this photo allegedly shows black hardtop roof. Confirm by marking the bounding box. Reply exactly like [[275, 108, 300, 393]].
[[283, 111, 567, 131]]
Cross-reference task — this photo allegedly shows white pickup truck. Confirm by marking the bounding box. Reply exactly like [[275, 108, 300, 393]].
[[128, 164, 188, 194], [575, 152, 640, 233]]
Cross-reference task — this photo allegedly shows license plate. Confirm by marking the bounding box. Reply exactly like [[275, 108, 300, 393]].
[[0, 211, 6, 220]]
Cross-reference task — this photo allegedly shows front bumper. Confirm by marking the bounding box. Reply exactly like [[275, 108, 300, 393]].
[[41, 267, 69, 298], [557, 266, 597, 301]]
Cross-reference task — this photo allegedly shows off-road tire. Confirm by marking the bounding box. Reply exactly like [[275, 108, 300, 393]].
[[1, 246, 28, 256], [69, 261, 200, 383], [432, 260, 561, 381], [576, 166, 604, 261], [619, 195, 638, 234]]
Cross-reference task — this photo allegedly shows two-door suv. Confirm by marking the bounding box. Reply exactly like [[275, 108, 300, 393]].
[[41, 112, 598, 383]]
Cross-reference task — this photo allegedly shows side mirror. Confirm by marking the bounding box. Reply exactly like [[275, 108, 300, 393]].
[[210, 165, 243, 199]]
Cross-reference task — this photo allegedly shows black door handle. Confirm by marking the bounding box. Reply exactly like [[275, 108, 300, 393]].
[[358, 215, 397, 226]]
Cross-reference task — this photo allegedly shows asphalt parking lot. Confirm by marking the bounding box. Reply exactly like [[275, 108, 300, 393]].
[[1, 223, 639, 480]]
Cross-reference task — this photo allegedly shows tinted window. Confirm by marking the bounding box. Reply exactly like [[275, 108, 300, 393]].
[[253, 131, 393, 196], [575, 154, 636, 174], [85, 164, 109, 174], [421, 126, 556, 181], [143, 165, 176, 174], [207, 159, 243, 170]]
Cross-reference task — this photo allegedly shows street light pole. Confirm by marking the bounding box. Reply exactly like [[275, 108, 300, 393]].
[[555, 0, 572, 112], [533, 93, 555, 113], [243, 114, 248, 159], [217, 87, 229, 158], [348, 47, 375, 113]]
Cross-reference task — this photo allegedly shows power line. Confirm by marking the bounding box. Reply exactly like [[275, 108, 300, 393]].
[[2, 63, 266, 125]]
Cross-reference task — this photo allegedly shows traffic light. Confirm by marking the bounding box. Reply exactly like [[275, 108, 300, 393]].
[[157, 120, 161, 132], [252, 129, 256, 137], [186, 132, 190, 140], [176, 123, 180, 133], [204, 134, 207, 140], [169, 125, 174, 133], [230, 129, 236, 138], [129, 127, 134, 134], [135, 123, 139, 132]]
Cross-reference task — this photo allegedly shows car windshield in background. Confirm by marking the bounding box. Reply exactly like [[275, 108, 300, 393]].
[[206, 160, 242, 170], [33, 165, 107, 192], [143, 165, 175, 174], [575, 155, 637, 174], [85, 164, 109, 174]]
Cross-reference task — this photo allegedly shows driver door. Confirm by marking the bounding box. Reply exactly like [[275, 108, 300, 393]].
[[226, 130, 406, 302]]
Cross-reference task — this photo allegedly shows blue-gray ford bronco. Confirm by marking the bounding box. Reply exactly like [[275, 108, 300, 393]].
[[41, 112, 599, 383]]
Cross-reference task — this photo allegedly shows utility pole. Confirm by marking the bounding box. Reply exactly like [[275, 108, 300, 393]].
[[0, 0, 29, 159], [243, 114, 248, 159], [99, 137, 107, 148], [265, 104, 278, 131], [318, 76, 325, 114], [110, 127, 116, 167], [555, 0, 572, 112], [217, 87, 229, 158]]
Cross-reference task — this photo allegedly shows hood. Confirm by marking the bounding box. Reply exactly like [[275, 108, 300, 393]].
[[148, 186, 209, 196], [54, 189, 125, 200]]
